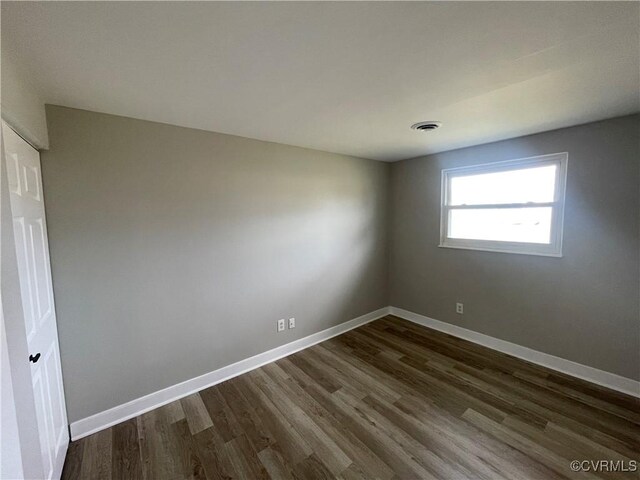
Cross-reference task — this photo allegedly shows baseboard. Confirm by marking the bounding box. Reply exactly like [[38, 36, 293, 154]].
[[389, 306, 640, 399], [71, 304, 638, 439], [69, 306, 391, 440]]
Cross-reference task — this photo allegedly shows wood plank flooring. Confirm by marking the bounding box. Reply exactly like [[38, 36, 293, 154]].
[[62, 315, 640, 479]]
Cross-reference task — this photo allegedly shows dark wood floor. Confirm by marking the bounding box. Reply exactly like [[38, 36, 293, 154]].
[[62, 315, 639, 480]]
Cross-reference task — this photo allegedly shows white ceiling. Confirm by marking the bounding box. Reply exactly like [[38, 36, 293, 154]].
[[2, 1, 638, 161]]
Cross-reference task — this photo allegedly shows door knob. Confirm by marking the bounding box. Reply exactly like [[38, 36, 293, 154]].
[[29, 353, 41, 363]]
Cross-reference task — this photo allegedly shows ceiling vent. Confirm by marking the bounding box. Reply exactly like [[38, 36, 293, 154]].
[[411, 121, 442, 131]]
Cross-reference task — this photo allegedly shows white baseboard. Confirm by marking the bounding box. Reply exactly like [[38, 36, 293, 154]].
[[69, 306, 391, 440], [389, 306, 640, 399], [71, 304, 639, 440]]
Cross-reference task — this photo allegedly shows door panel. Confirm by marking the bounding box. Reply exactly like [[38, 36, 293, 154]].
[[32, 367, 54, 477], [22, 163, 41, 201], [12, 216, 38, 342], [3, 121, 69, 479], [29, 217, 53, 323]]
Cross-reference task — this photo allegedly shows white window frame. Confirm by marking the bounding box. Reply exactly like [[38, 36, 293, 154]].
[[439, 152, 568, 257]]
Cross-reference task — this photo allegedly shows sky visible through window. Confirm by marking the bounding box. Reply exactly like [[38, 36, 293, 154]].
[[449, 165, 557, 244]]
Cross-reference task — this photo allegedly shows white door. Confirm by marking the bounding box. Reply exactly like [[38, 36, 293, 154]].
[[2, 122, 69, 480]]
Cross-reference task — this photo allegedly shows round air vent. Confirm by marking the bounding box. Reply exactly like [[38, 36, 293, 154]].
[[411, 121, 442, 131]]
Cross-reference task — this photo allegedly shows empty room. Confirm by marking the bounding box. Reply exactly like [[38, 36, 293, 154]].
[[1, 1, 639, 479]]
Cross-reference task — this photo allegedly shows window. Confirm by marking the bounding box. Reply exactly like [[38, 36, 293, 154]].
[[440, 152, 568, 256]]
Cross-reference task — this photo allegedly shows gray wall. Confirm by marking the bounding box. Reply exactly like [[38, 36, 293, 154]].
[[389, 115, 640, 381], [42, 106, 389, 422]]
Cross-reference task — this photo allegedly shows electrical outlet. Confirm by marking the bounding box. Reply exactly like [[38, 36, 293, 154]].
[[277, 319, 286, 332], [456, 303, 464, 314], [288, 317, 295, 329]]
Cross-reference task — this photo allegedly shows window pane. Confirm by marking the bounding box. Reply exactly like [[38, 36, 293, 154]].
[[450, 165, 556, 205], [449, 207, 553, 244]]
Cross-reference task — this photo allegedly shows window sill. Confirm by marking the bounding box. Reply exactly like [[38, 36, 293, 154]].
[[438, 243, 563, 258]]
